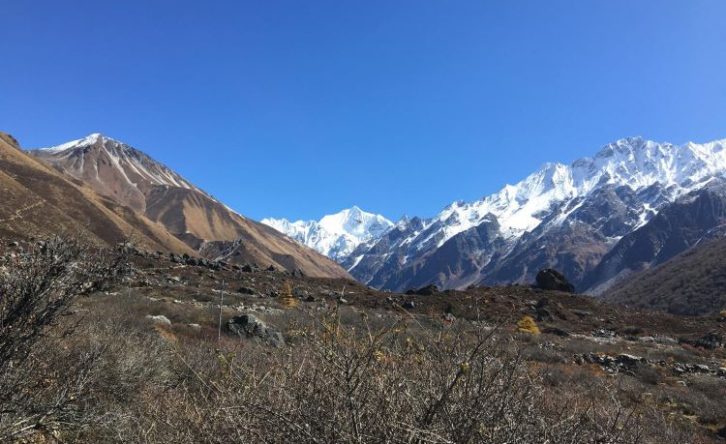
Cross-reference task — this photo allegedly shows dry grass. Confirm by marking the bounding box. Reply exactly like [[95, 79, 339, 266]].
[[0, 239, 722, 443], [5, 298, 708, 444]]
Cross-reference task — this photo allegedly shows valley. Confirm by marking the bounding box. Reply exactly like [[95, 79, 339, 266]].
[[2, 129, 725, 442], [4, 3, 726, 443], [1, 238, 724, 442]]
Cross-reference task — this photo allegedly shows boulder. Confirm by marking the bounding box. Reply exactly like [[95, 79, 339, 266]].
[[226, 314, 284, 347], [402, 301, 416, 310], [293, 287, 309, 298], [145, 315, 172, 326], [534, 269, 575, 293]]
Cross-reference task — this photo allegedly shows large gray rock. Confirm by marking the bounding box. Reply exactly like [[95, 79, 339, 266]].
[[226, 314, 284, 347], [146, 314, 172, 326], [535, 269, 575, 293]]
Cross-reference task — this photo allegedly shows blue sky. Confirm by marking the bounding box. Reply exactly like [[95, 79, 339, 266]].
[[2, 1, 726, 221]]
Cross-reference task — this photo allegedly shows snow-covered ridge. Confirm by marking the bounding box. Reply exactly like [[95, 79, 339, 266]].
[[38, 133, 110, 153], [427, 137, 726, 247], [34, 133, 197, 191], [264, 137, 726, 271], [262, 206, 394, 261]]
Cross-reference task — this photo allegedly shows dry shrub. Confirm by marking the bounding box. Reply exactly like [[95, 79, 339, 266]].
[[518, 315, 541, 334], [0, 247, 711, 443], [0, 236, 128, 441], [101, 306, 676, 444]]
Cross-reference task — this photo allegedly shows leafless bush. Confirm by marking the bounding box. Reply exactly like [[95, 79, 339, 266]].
[[0, 236, 128, 441], [111, 306, 662, 444], [0, 254, 708, 443]]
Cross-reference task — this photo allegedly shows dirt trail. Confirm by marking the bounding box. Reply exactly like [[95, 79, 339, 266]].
[[0, 201, 44, 223]]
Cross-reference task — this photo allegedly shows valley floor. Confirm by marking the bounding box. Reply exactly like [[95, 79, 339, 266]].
[[2, 246, 725, 443]]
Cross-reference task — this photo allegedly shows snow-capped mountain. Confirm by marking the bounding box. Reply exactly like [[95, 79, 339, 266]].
[[341, 137, 726, 292], [415, 137, 726, 248], [262, 206, 394, 262], [28, 133, 351, 279], [33, 133, 203, 212]]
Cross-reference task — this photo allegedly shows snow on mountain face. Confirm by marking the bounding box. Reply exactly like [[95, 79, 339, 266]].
[[429, 137, 726, 248], [35, 133, 198, 192], [340, 137, 726, 291], [262, 207, 394, 262]]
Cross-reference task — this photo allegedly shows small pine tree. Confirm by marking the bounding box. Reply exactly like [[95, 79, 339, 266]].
[[517, 315, 540, 335], [280, 282, 299, 309]]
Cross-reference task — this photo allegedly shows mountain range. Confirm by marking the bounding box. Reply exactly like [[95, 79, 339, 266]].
[[5, 130, 725, 314], [0, 131, 349, 279], [264, 137, 726, 304]]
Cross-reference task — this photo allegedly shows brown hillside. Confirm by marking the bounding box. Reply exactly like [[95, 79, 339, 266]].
[[29, 133, 350, 278], [604, 236, 726, 316], [0, 132, 194, 253]]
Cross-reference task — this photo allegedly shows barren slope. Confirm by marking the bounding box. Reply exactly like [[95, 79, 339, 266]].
[[30, 133, 350, 278], [0, 132, 195, 253]]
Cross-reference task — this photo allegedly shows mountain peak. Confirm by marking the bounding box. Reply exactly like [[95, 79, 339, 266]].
[[262, 207, 394, 261], [36, 132, 121, 153], [31, 133, 200, 208], [23, 133, 350, 280]]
